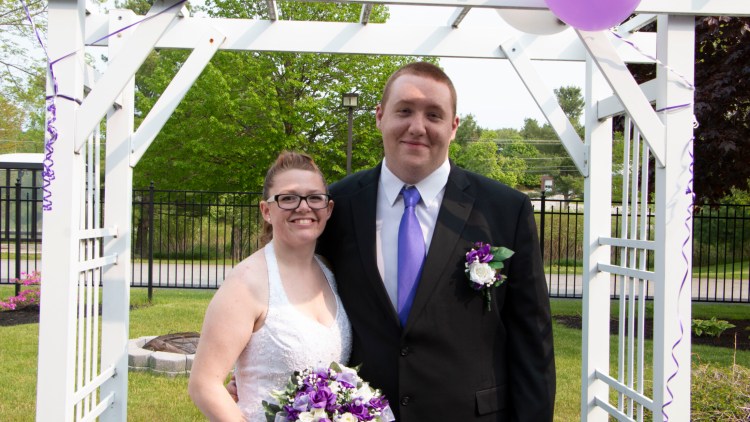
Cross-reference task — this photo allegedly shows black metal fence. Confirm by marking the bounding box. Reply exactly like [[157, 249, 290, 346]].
[[0, 169, 42, 296], [536, 194, 750, 302], [2, 184, 749, 303], [130, 184, 264, 293]]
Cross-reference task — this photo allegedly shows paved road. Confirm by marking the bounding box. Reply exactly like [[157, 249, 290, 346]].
[[3, 258, 749, 301]]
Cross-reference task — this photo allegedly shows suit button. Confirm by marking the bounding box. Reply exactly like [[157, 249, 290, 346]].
[[400, 396, 411, 406], [400, 346, 409, 356]]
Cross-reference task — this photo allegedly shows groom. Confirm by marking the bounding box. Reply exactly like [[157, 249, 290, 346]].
[[317, 62, 555, 421]]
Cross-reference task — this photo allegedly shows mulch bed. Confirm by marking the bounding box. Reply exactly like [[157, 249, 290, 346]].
[[555, 315, 750, 351], [0, 305, 40, 327]]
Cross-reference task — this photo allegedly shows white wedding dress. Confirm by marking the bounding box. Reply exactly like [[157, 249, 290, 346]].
[[234, 241, 352, 421]]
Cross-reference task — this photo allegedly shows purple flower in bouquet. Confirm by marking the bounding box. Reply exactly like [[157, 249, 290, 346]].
[[310, 385, 336, 409], [341, 398, 370, 421], [264, 362, 394, 422]]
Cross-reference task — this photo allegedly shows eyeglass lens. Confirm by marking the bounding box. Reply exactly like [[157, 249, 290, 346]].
[[275, 194, 329, 209]]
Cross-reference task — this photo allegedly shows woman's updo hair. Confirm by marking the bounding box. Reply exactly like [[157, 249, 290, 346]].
[[260, 151, 328, 245]]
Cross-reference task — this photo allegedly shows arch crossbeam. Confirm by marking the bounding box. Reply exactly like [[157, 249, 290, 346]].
[[83, 16, 659, 63]]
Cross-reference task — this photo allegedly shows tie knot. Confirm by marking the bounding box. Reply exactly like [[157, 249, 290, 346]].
[[402, 186, 421, 208]]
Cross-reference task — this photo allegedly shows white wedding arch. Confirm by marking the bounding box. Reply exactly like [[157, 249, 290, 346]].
[[36, 1, 750, 421]]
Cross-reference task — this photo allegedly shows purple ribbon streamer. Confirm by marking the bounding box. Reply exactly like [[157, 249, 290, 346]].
[[20, 0, 59, 211], [661, 137, 695, 421], [610, 30, 695, 91], [21, 0, 188, 211]]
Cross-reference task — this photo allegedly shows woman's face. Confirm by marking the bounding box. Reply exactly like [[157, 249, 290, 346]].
[[260, 169, 333, 247]]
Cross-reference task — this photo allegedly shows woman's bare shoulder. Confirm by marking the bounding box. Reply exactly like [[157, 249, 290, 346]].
[[217, 247, 269, 302]]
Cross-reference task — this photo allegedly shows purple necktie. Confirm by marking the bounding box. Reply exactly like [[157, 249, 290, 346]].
[[397, 186, 425, 326]]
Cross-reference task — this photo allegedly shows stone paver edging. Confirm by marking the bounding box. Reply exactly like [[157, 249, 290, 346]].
[[128, 336, 194, 377]]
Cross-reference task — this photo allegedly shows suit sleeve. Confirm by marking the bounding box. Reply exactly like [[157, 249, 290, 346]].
[[503, 197, 556, 421]]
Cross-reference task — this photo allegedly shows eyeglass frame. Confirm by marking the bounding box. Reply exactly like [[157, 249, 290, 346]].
[[266, 193, 332, 210]]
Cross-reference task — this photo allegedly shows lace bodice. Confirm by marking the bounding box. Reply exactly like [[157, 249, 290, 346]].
[[234, 241, 352, 421]]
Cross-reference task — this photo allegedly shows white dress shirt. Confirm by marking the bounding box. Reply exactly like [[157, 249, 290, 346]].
[[376, 158, 450, 309]]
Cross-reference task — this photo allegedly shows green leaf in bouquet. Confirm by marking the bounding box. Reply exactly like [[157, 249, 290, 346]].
[[491, 246, 514, 261], [262, 400, 281, 422]]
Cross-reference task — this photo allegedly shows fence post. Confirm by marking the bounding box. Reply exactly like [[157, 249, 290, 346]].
[[148, 181, 155, 302], [14, 173, 22, 296], [540, 189, 547, 261]]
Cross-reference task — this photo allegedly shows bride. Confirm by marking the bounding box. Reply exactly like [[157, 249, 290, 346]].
[[189, 151, 352, 421]]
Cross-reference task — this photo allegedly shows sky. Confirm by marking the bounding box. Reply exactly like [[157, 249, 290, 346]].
[[388, 5, 585, 130]]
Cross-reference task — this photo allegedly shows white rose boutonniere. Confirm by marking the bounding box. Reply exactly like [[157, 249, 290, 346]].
[[465, 242, 514, 311]]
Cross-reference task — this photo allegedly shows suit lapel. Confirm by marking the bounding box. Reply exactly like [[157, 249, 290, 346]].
[[405, 166, 474, 330], [349, 164, 401, 324]]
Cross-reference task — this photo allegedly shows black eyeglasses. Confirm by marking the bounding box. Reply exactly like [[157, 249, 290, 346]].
[[267, 194, 331, 210]]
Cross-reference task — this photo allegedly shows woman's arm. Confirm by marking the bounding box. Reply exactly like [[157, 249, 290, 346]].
[[188, 262, 264, 421]]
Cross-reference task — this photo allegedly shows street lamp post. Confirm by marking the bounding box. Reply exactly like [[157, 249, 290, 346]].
[[342, 92, 359, 174]]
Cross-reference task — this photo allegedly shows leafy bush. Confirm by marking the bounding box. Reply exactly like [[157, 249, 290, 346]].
[[691, 361, 750, 421], [0, 271, 41, 311], [692, 317, 736, 337]]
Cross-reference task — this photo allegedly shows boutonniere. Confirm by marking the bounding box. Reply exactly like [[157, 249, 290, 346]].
[[465, 242, 514, 311]]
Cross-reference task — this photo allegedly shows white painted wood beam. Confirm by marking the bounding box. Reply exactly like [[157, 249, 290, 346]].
[[74, 0, 184, 152], [37, 0, 86, 419], [130, 26, 226, 167], [597, 79, 658, 120], [652, 14, 695, 422], [577, 30, 666, 167], [296, 0, 750, 15], [580, 56, 613, 422], [84, 16, 657, 63], [618, 14, 657, 34], [500, 37, 587, 176]]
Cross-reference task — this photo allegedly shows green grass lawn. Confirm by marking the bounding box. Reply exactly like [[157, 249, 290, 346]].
[[0, 291, 747, 421]]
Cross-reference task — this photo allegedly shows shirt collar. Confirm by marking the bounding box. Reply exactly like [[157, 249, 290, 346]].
[[380, 158, 450, 208]]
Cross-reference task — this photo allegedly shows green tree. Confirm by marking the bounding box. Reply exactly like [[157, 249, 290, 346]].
[[0, 0, 45, 90], [554, 86, 584, 133], [450, 140, 525, 187], [0, 0, 46, 152], [494, 127, 523, 141], [498, 138, 539, 188], [520, 118, 555, 141], [554, 174, 584, 201], [455, 113, 482, 146], [130, 0, 424, 190]]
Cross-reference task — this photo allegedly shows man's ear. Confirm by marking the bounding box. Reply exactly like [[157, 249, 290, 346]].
[[375, 103, 383, 130], [327, 199, 334, 216]]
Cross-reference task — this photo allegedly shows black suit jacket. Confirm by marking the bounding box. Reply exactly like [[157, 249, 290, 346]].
[[318, 163, 555, 421]]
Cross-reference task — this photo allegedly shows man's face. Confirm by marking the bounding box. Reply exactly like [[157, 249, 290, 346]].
[[376, 74, 459, 184]]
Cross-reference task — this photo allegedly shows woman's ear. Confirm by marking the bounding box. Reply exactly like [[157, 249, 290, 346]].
[[259, 201, 271, 223]]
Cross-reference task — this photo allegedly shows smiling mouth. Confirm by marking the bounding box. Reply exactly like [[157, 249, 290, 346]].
[[401, 140, 426, 148], [292, 219, 315, 225]]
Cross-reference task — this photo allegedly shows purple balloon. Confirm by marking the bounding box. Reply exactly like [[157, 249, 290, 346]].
[[545, 0, 641, 31]]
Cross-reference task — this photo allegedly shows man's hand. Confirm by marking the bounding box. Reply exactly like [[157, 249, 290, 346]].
[[226, 373, 238, 402]]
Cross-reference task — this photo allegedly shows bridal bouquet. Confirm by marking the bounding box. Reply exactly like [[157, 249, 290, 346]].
[[263, 362, 394, 422]]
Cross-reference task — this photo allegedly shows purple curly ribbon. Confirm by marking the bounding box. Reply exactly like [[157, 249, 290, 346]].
[[20, 0, 60, 211], [661, 135, 695, 421], [21, 0, 188, 210], [610, 30, 695, 91]]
